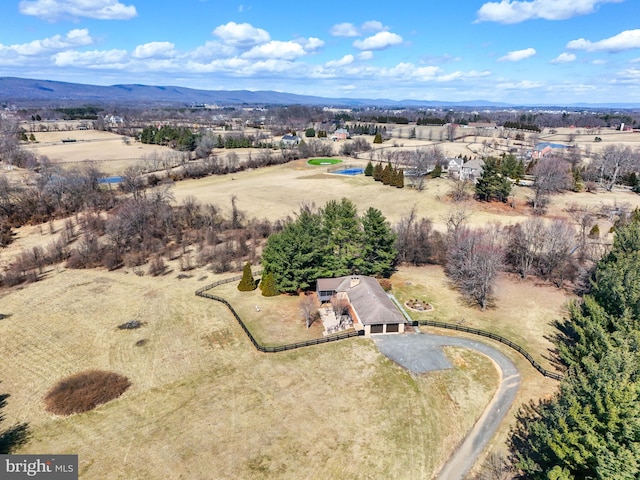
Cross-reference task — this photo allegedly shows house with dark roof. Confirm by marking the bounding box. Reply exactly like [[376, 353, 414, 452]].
[[281, 134, 301, 147], [316, 275, 407, 335]]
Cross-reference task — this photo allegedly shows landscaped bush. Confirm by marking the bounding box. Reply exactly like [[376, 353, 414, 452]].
[[237, 262, 257, 291], [44, 370, 131, 415], [378, 279, 392, 291]]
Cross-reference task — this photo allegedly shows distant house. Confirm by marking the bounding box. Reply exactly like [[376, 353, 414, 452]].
[[460, 159, 485, 182], [316, 275, 407, 335], [281, 134, 301, 147], [331, 128, 350, 141], [446, 158, 464, 177], [530, 142, 571, 160]]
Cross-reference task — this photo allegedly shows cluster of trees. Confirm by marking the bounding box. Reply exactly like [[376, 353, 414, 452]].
[[260, 199, 397, 294], [416, 117, 447, 126], [340, 137, 372, 156], [0, 185, 281, 287], [503, 121, 541, 132], [509, 216, 640, 479], [364, 161, 404, 188], [360, 115, 410, 124], [139, 125, 198, 151], [344, 124, 385, 135]]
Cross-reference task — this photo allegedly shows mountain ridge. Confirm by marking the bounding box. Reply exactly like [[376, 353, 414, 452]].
[[1, 77, 638, 109]]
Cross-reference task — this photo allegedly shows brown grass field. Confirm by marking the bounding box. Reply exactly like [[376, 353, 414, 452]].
[[2, 126, 640, 478]]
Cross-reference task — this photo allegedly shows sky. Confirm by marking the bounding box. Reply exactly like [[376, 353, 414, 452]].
[[0, 0, 639, 105]]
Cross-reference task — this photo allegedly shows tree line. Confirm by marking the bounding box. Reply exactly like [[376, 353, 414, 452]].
[[509, 214, 640, 479], [260, 199, 397, 294]]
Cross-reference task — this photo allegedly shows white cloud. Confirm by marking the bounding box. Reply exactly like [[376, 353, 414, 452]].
[[212, 22, 270, 48], [353, 31, 403, 51], [497, 47, 536, 61], [550, 52, 576, 63], [437, 70, 492, 81], [361, 20, 385, 32], [298, 37, 324, 51], [592, 59, 607, 64], [1, 29, 93, 56], [611, 68, 640, 84], [476, 0, 621, 24], [53, 49, 128, 67], [497, 80, 544, 89], [241, 41, 306, 60], [19, 0, 137, 21], [330, 23, 358, 37], [325, 55, 354, 68], [567, 29, 640, 52], [357, 51, 374, 60], [132, 42, 175, 59]]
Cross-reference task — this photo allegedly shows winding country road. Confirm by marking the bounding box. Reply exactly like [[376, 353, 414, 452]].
[[374, 333, 521, 480]]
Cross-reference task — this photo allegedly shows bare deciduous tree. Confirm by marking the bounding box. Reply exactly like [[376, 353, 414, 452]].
[[505, 217, 546, 279], [530, 157, 572, 214], [299, 293, 320, 329], [446, 225, 503, 310], [593, 145, 638, 191]]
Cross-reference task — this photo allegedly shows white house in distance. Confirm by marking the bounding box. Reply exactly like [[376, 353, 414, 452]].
[[280, 134, 301, 147], [316, 275, 407, 336]]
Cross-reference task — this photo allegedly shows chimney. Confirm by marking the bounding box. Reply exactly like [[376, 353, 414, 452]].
[[350, 277, 360, 288]]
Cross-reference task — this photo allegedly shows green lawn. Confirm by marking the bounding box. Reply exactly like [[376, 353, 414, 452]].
[[307, 158, 342, 166]]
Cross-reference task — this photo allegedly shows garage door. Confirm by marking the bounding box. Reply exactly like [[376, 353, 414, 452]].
[[370, 324, 384, 334], [386, 323, 399, 333]]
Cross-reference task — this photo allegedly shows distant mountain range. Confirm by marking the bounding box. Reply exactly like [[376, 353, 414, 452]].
[[1, 77, 639, 110]]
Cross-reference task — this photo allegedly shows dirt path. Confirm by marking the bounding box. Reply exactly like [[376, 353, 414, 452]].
[[374, 333, 521, 479]]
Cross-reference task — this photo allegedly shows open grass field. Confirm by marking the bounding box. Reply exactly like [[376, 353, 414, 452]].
[[2, 266, 504, 479], [22, 129, 174, 175]]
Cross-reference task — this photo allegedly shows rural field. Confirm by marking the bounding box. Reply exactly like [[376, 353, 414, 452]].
[[2, 125, 640, 478]]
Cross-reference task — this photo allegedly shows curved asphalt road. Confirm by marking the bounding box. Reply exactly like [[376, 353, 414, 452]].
[[373, 333, 521, 480]]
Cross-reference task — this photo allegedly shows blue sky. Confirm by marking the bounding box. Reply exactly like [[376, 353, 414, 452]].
[[0, 0, 639, 104]]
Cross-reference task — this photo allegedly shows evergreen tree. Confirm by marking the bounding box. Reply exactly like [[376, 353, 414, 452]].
[[259, 272, 278, 297], [260, 209, 324, 293], [356, 207, 397, 277], [364, 161, 374, 177], [373, 133, 383, 144], [475, 157, 512, 202], [396, 168, 405, 188], [510, 219, 640, 479], [373, 163, 383, 181], [382, 163, 392, 185], [237, 262, 257, 291], [320, 198, 361, 276], [430, 164, 443, 178]]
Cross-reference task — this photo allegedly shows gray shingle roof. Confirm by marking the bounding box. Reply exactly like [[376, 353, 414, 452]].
[[325, 275, 406, 325]]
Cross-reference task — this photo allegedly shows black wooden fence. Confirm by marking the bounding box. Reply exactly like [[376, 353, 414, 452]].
[[195, 272, 364, 353], [412, 320, 563, 381], [195, 274, 562, 380]]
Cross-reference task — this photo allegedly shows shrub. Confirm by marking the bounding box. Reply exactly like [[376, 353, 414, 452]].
[[237, 262, 257, 291], [260, 272, 278, 297], [378, 279, 392, 292], [44, 370, 131, 415], [148, 255, 166, 276], [588, 224, 600, 239], [364, 161, 373, 176]]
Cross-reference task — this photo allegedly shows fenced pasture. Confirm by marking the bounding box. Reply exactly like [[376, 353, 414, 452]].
[[1, 266, 501, 479]]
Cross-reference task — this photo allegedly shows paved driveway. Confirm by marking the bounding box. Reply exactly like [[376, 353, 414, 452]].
[[373, 332, 520, 480]]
